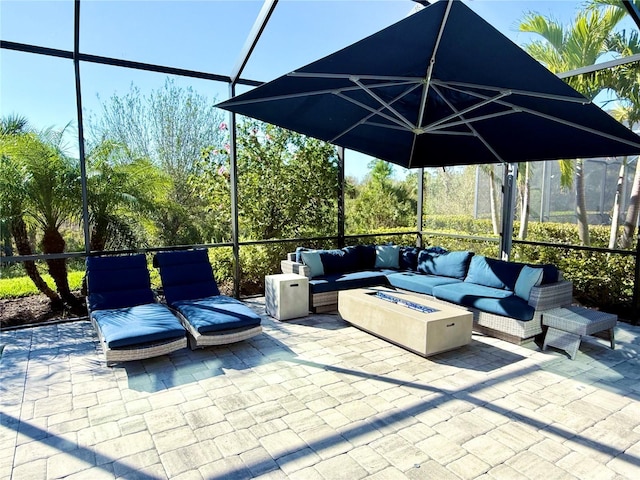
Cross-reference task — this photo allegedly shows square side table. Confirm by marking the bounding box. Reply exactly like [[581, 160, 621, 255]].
[[265, 273, 309, 320]]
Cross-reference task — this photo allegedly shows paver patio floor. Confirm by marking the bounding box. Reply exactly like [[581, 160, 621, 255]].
[[1, 298, 640, 479]]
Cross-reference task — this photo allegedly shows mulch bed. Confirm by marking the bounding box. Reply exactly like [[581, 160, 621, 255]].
[[0, 293, 87, 329]]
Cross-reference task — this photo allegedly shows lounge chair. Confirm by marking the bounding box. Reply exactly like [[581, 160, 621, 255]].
[[154, 249, 262, 350], [86, 254, 187, 366]]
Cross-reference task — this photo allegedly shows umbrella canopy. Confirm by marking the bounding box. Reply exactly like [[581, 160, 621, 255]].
[[217, 0, 640, 168]]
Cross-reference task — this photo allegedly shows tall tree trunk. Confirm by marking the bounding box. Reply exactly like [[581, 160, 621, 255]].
[[41, 226, 77, 306], [89, 222, 108, 252], [518, 163, 530, 240], [10, 217, 62, 306], [489, 168, 500, 235], [575, 159, 590, 246], [620, 160, 640, 249], [609, 160, 626, 249]]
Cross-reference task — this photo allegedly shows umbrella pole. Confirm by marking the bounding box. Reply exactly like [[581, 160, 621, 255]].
[[417, 168, 424, 248], [500, 163, 518, 260]]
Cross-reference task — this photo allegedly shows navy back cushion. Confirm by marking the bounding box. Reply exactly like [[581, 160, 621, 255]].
[[464, 255, 516, 290], [341, 246, 361, 273], [399, 246, 421, 271], [318, 249, 346, 275], [356, 244, 376, 270], [417, 249, 474, 279], [154, 249, 220, 306], [86, 254, 155, 311]]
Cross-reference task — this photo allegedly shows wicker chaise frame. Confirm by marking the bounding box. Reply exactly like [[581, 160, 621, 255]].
[[90, 315, 187, 367], [170, 308, 263, 350], [281, 253, 574, 344]]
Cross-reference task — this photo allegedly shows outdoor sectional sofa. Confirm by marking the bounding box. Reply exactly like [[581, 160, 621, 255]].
[[281, 245, 573, 344]]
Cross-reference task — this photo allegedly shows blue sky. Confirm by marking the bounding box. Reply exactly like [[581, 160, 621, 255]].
[[1, 0, 636, 180]]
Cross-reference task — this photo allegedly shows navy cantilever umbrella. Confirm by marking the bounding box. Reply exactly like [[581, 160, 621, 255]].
[[217, 0, 640, 168]]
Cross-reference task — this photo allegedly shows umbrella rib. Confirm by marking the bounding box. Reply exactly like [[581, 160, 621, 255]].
[[352, 78, 417, 130], [432, 79, 589, 104], [436, 84, 640, 149], [333, 91, 415, 132], [220, 79, 420, 107], [513, 105, 640, 149], [425, 110, 517, 132], [220, 88, 342, 106], [329, 83, 423, 143], [422, 91, 513, 132], [418, 0, 455, 130], [431, 84, 505, 163], [289, 72, 423, 82]]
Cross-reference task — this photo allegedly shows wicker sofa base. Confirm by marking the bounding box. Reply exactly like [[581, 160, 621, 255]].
[[312, 292, 339, 313]]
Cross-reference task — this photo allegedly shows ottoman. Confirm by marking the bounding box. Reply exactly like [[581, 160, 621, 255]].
[[542, 306, 617, 360]]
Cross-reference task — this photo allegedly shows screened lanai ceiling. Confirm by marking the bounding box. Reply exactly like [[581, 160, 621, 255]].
[[2, 1, 640, 101]]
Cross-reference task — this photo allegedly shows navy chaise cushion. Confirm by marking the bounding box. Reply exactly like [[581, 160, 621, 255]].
[[154, 249, 261, 331], [86, 254, 185, 348], [87, 254, 155, 311], [91, 304, 186, 348], [154, 249, 220, 306], [172, 296, 261, 333]]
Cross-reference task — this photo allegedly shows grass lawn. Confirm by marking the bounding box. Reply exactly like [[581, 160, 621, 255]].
[[0, 271, 85, 299]]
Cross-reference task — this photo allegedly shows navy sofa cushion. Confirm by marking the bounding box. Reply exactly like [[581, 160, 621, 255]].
[[91, 303, 185, 348], [417, 250, 474, 279], [297, 245, 378, 274], [154, 250, 220, 306], [319, 249, 346, 275], [341, 246, 361, 273], [355, 244, 376, 270], [87, 254, 155, 311], [465, 255, 512, 290], [295, 246, 309, 264], [525, 262, 559, 285], [399, 247, 421, 271], [309, 270, 390, 294], [464, 255, 559, 291], [173, 296, 261, 333], [433, 283, 535, 321], [386, 271, 462, 295]]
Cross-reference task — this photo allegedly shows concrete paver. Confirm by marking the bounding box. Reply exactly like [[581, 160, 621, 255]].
[[1, 298, 640, 479]]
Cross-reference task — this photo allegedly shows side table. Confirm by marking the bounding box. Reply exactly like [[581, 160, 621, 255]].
[[542, 306, 617, 360], [265, 273, 309, 320]]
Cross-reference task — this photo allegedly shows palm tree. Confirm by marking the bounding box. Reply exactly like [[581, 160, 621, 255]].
[[85, 139, 170, 252], [0, 116, 62, 306], [519, 6, 629, 246], [2, 126, 80, 306]]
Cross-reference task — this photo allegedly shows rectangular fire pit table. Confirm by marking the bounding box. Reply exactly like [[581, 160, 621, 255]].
[[542, 306, 617, 360], [338, 287, 472, 357]]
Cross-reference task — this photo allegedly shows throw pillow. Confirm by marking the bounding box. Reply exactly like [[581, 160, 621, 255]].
[[375, 245, 400, 269], [300, 250, 324, 278], [514, 265, 544, 300], [399, 246, 421, 270]]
